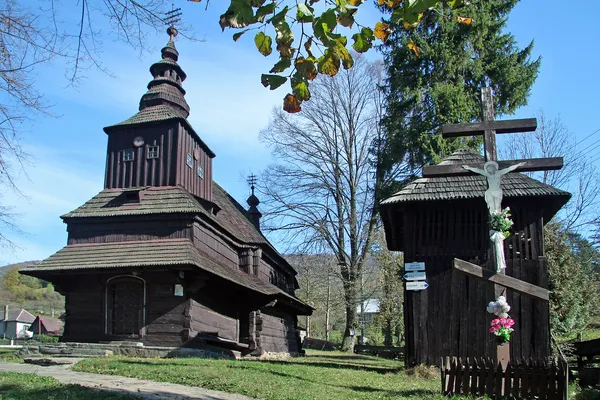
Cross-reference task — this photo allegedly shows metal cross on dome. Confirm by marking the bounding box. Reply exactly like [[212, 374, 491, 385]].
[[164, 3, 182, 40]]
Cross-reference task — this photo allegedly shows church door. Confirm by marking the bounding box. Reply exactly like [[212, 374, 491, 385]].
[[107, 277, 145, 337]]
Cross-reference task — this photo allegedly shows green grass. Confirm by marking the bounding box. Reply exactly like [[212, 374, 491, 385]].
[[0, 349, 22, 363], [0, 372, 138, 400], [74, 350, 450, 400]]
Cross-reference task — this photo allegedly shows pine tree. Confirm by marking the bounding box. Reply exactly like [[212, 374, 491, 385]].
[[545, 221, 599, 336], [380, 0, 540, 185]]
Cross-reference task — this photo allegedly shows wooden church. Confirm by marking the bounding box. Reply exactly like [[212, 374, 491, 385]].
[[381, 149, 571, 366], [21, 27, 311, 355]]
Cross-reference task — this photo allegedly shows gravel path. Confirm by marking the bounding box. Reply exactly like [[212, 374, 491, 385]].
[[0, 361, 256, 400]]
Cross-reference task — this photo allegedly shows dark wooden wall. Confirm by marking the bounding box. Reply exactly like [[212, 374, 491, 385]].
[[260, 309, 299, 354], [68, 217, 191, 245], [105, 123, 178, 189], [192, 222, 239, 270], [401, 199, 550, 366], [104, 122, 213, 202], [176, 124, 213, 202]]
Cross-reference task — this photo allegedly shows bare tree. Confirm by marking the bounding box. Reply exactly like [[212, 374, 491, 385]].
[[0, 0, 166, 248], [501, 111, 600, 231], [259, 56, 398, 351]]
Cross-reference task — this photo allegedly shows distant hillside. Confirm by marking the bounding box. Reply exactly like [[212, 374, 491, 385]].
[[0, 261, 40, 277], [0, 260, 64, 316]]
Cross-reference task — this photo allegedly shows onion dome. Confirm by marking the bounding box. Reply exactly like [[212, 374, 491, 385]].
[[138, 26, 190, 117]]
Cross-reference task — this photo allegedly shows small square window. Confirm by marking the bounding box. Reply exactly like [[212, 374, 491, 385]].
[[186, 153, 193, 168], [147, 146, 159, 159], [197, 165, 204, 178], [123, 149, 134, 162]]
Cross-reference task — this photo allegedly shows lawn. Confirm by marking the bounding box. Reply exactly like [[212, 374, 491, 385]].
[[0, 372, 138, 400], [0, 349, 21, 363], [74, 350, 449, 400]]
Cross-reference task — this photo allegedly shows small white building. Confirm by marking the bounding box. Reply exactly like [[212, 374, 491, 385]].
[[0, 308, 36, 339]]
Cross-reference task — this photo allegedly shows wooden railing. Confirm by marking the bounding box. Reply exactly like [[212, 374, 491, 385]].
[[441, 357, 567, 400]]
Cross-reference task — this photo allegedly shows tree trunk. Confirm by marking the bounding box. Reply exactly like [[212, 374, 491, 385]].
[[384, 320, 393, 347], [325, 273, 331, 342], [341, 282, 358, 352]]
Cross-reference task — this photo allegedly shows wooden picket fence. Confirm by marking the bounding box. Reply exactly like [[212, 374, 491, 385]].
[[441, 357, 568, 399]]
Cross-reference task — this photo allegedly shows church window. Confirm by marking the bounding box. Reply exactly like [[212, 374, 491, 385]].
[[197, 165, 204, 178], [147, 146, 159, 159], [123, 149, 134, 162], [186, 153, 193, 168]]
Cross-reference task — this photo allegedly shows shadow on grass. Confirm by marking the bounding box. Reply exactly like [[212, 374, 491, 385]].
[[227, 363, 437, 398], [0, 382, 141, 400]]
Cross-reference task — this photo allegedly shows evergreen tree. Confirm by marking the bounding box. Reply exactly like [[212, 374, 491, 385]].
[[545, 221, 599, 336], [381, 0, 540, 186]]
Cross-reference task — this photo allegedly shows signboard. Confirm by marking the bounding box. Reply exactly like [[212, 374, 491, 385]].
[[406, 281, 429, 291], [404, 272, 426, 281], [405, 262, 425, 272]]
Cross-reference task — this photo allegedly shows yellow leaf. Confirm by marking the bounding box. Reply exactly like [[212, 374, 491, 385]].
[[374, 21, 392, 42], [283, 94, 302, 113], [407, 40, 420, 57], [457, 16, 472, 25], [348, 0, 365, 5], [387, 0, 402, 8], [377, 0, 386, 5]]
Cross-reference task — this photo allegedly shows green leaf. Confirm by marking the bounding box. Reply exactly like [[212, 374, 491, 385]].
[[297, 2, 314, 23], [312, 8, 337, 46], [333, 40, 353, 70], [269, 6, 289, 27], [295, 57, 318, 80], [317, 49, 340, 77], [261, 74, 287, 90], [270, 58, 292, 73], [292, 73, 311, 101], [256, 2, 276, 22], [219, 0, 255, 31], [336, 8, 357, 28], [233, 30, 248, 42], [254, 32, 273, 56], [352, 27, 373, 53], [403, 0, 438, 24], [275, 22, 294, 58]]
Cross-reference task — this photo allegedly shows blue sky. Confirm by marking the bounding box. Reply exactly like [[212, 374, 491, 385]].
[[2, 0, 599, 265]]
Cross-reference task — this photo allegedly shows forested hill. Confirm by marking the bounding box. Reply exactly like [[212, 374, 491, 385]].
[[0, 261, 64, 316], [0, 261, 39, 277]]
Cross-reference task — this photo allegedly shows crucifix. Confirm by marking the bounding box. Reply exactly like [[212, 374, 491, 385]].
[[424, 87, 563, 369]]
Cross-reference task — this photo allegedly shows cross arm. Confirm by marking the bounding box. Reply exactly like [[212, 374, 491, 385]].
[[442, 118, 537, 138], [422, 157, 563, 178], [453, 258, 549, 301]]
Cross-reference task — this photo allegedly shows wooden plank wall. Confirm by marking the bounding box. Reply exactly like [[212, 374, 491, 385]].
[[61, 276, 105, 342], [175, 124, 213, 202], [105, 123, 178, 189], [192, 222, 239, 269], [187, 299, 238, 341], [68, 217, 191, 245], [260, 309, 299, 354], [403, 200, 549, 366]]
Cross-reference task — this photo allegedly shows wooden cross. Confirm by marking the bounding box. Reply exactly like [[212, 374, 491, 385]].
[[423, 87, 563, 177], [427, 87, 563, 368]]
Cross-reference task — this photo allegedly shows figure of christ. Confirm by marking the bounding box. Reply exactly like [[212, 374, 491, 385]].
[[462, 161, 526, 216], [462, 161, 525, 272]]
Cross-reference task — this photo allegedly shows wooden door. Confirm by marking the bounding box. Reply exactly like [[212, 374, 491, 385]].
[[108, 277, 145, 337]]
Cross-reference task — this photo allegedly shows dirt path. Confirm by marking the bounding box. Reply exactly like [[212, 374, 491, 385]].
[[0, 361, 255, 400]]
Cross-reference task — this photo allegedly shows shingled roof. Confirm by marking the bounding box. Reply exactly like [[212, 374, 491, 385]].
[[62, 183, 271, 246], [20, 239, 310, 312], [382, 149, 571, 209]]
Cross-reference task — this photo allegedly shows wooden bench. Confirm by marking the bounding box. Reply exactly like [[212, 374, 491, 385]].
[[354, 345, 404, 359]]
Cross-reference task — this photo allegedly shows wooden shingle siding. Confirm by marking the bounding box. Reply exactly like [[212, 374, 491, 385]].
[[188, 299, 238, 341], [192, 223, 239, 269]]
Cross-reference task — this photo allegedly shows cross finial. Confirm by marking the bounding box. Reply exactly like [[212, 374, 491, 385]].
[[164, 4, 182, 41], [247, 174, 258, 195]]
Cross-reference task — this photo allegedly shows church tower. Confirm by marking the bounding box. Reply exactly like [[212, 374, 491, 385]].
[[103, 26, 215, 202]]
